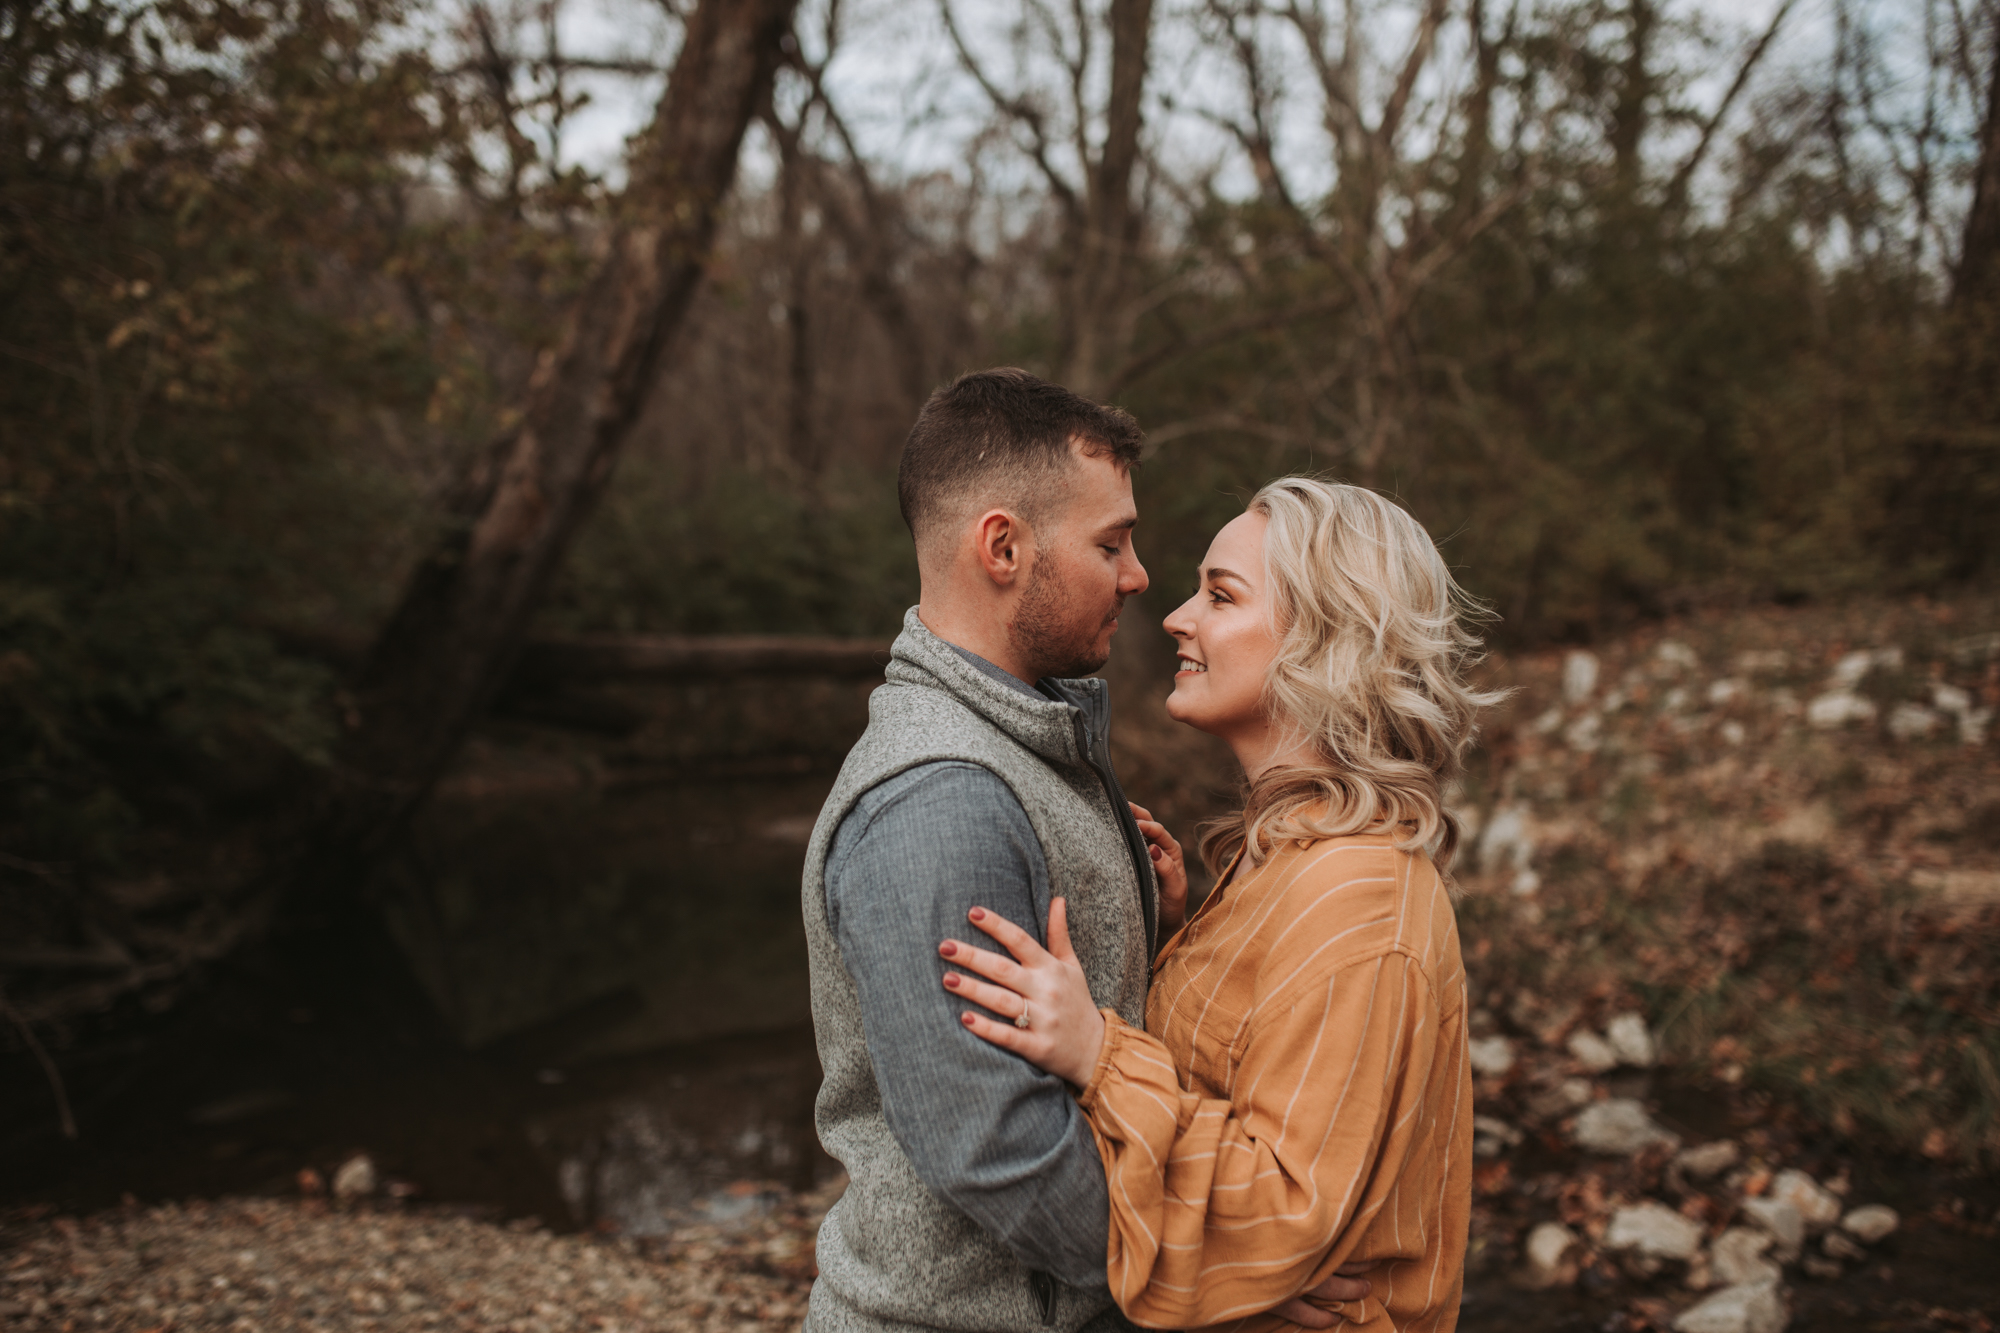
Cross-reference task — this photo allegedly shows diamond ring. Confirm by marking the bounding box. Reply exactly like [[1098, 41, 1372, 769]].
[[1015, 1003, 1031, 1030]]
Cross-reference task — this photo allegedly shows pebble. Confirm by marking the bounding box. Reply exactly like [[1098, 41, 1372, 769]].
[[1567, 1029, 1620, 1072], [1606, 1013, 1656, 1067], [1711, 1228, 1782, 1286], [1574, 1098, 1681, 1156], [1673, 1280, 1790, 1333], [1822, 1231, 1866, 1261], [1839, 1205, 1899, 1243], [1563, 651, 1601, 704], [1806, 692, 1876, 729], [332, 1154, 377, 1200], [1527, 1077, 1595, 1120], [1468, 1035, 1516, 1077], [1605, 1202, 1706, 1261], [1768, 1170, 1841, 1232], [1522, 1221, 1582, 1289], [1472, 1115, 1523, 1158], [1674, 1141, 1741, 1179], [1739, 1197, 1804, 1261]]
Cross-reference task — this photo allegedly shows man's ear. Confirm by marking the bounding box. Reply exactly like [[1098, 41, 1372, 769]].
[[973, 508, 1029, 587]]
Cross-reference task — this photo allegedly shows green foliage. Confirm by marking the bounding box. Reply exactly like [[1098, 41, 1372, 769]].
[[0, 0, 589, 869], [543, 461, 917, 637]]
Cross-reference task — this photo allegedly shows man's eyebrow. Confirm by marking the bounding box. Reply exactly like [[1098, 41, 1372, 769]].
[[1099, 516, 1137, 532]]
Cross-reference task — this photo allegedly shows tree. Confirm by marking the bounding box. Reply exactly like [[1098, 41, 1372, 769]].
[[295, 0, 802, 907]]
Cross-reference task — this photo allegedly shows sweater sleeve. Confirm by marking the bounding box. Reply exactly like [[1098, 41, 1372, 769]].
[[1076, 951, 1441, 1329]]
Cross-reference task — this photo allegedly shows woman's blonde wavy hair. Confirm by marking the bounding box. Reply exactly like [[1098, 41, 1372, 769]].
[[1196, 477, 1503, 882]]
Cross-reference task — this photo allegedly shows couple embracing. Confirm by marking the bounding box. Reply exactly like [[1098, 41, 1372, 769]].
[[800, 369, 1490, 1333]]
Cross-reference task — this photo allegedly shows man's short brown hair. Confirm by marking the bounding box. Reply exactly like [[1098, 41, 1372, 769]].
[[899, 368, 1144, 559]]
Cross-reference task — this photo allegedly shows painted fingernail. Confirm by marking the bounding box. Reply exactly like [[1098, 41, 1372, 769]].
[[939, 941, 957, 957], [968, 907, 986, 921], [943, 973, 961, 988], [960, 1012, 976, 1026]]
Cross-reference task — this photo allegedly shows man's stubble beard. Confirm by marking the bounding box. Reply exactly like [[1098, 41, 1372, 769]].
[[1012, 549, 1121, 680]]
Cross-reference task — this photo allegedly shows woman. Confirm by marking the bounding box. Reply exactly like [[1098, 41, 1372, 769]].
[[937, 477, 1495, 1332]]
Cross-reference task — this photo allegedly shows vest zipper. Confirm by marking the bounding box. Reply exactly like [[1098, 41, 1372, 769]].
[[1029, 1270, 1058, 1325]]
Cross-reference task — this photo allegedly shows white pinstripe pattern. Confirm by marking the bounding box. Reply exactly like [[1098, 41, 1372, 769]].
[[1077, 829, 1472, 1333]]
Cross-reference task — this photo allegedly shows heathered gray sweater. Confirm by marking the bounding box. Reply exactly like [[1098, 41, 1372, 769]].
[[802, 609, 1155, 1333]]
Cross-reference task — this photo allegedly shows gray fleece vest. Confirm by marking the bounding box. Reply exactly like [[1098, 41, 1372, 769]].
[[802, 609, 1154, 1333]]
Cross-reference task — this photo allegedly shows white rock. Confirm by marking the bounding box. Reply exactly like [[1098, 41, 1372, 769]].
[[1888, 703, 1940, 740], [1526, 1077, 1594, 1120], [1673, 1280, 1789, 1333], [1574, 1099, 1680, 1156], [1840, 1204, 1899, 1243], [1822, 1230, 1866, 1261], [1933, 682, 1973, 715], [1531, 705, 1566, 734], [1478, 805, 1534, 877], [1605, 1202, 1706, 1261], [1735, 650, 1790, 674], [1657, 641, 1700, 672], [1710, 1228, 1782, 1286], [1832, 651, 1877, 688], [1807, 691, 1877, 729], [1739, 1197, 1804, 1260], [1663, 686, 1692, 712], [1832, 647, 1901, 689], [1568, 1029, 1620, 1072], [332, 1154, 377, 1200], [1523, 1221, 1583, 1289], [1472, 1115, 1523, 1157], [1769, 1170, 1841, 1232], [1606, 1012, 1657, 1067], [1720, 719, 1747, 745], [1708, 678, 1746, 706], [1563, 650, 1601, 704], [1563, 712, 1603, 752], [1468, 1035, 1516, 1077], [1961, 707, 1992, 746], [1674, 1141, 1742, 1179]]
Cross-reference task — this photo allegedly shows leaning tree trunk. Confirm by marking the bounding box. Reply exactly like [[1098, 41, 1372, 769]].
[[291, 0, 798, 907]]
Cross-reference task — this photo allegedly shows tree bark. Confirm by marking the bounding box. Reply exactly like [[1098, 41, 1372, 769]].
[[1060, 0, 1154, 397], [294, 0, 799, 904]]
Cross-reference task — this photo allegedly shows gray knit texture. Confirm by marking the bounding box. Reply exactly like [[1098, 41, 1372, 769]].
[[802, 609, 1153, 1333]]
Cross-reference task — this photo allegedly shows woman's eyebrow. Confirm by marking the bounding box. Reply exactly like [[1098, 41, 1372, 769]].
[[1202, 566, 1248, 587]]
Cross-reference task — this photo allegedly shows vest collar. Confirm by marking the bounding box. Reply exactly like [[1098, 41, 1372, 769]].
[[886, 607, 1103, 771]]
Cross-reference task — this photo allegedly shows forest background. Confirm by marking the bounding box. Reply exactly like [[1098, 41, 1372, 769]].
[[4, 0, 2000, 1181]]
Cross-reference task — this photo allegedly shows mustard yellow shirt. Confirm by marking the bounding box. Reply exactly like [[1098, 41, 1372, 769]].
[[1077, 829, 1473, 1332]]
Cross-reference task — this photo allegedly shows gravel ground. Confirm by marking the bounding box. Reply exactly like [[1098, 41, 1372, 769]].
[[0, 1182, 838, 1333]]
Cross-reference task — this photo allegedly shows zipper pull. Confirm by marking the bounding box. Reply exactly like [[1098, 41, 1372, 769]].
[[1029, 1270, 1058, 1325]]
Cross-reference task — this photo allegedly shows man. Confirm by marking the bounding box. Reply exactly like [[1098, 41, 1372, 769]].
[[800, 369, 1364, 1333]]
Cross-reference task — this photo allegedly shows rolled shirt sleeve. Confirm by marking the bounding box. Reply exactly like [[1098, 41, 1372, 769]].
[[824, 760, 1114, 1291]]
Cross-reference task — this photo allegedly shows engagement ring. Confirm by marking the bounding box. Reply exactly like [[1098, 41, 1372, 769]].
[[1015, 1003, 1031, 1029]]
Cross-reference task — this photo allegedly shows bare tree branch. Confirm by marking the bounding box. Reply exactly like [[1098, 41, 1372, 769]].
[[1666, 0, 1799, 210]]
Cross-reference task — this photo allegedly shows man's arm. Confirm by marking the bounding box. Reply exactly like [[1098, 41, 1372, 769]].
[[825, 761, 1110, 1290]]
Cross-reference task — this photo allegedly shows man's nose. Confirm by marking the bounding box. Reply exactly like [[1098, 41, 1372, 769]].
[[1120, 552, 1149, 596]]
